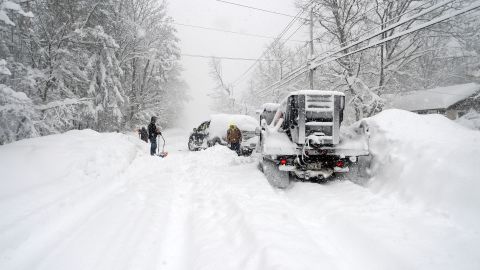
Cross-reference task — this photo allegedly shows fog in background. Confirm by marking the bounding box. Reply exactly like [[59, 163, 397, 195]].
[[169, 0, 304, 128]]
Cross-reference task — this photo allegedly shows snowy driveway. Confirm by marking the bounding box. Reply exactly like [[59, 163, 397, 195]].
[[0, 128, 479, 270]]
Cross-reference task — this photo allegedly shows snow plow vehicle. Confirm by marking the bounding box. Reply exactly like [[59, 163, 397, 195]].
[[258, 90, 369, 188], [188, 114, 258, 156]]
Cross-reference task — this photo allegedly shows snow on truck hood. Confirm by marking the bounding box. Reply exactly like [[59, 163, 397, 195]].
[[208, 114, 257, 139], [278, 90, 345, 105], [289, 90, 345, 96]]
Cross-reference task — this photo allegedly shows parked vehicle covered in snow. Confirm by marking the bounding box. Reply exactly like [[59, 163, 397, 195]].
[[259, 90, 369, 188], [188, 114, 258, 156]]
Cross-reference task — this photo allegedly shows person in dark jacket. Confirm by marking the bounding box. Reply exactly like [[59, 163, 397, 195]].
[[227, 124, 242, 155], [148, 116, 162, 155], [138, 127, 148, 143]]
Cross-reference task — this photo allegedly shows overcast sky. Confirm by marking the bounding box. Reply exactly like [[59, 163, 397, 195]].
[[168, 0, 306, 127]]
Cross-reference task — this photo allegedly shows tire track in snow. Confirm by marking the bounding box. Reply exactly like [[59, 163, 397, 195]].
[[36, 157, 178, 270], [0, 134, 142, 242], [152, 146, 338, 270], [0, 174, 122, 243], [0, 143, 148, 270], [281, 180, 479, 270], [4, 130, 477, 270], [154, 157, 197, 270], [0, 177, 129, 270]]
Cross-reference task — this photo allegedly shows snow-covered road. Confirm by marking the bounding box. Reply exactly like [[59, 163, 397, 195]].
[[1, 124, 479, 270]]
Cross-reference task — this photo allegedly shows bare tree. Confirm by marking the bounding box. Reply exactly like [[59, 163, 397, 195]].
[[209, 57, 237, 113], [296, 0, 370, 120]]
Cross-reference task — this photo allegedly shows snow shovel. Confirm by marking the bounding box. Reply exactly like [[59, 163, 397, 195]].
[[157, 135, 168, 158]]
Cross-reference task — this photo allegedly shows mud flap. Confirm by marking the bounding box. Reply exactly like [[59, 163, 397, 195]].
[[344, 155, 371, 184], [263, 159, 290, 189]]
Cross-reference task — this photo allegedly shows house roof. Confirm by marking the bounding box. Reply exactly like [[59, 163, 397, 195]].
[[389, 83, 480, 111]]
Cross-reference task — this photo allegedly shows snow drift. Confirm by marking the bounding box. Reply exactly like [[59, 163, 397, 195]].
[[1, 125, 479, 270], [0, 129, 146, 198], [364, 109, 480, 227], [0, 130, 152, 270], [0, 130, 341, 270]]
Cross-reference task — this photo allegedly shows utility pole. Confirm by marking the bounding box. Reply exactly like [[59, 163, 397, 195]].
[[309, 7, 315, 89]]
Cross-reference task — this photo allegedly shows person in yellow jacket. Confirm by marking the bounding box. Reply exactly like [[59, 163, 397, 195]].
[[227, 124, 242, 155]]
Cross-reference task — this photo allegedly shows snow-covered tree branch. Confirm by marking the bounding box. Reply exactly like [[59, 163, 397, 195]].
[[0, 0, 187, 144]]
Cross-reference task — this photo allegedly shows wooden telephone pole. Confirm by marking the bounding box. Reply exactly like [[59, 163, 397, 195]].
[[309, 7, 315, 89]]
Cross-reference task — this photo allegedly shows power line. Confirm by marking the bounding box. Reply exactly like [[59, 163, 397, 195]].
[[231, 21, 305, 86], [317, 1, 480, 69], [260, 0, 455, 93], [231, 0, 315, 87], [394, 90, 478, 97], [313, 0, 433, 58], [181, 53, 281, 62], [257, 67, 309, 97], [253, 2, 393, 92], [310, 0, 455, 67], [215, 0, 306, 20], [257, 0, 477, 97], [172, 22, 306, 43], [361, 0, 433, 38], [289, 41, 310, 60], [283, 22, 306, 47]]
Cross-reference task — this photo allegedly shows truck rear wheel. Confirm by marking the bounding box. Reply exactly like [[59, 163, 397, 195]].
[[257, 160, 264, 172], [263, 159, 290, 189]]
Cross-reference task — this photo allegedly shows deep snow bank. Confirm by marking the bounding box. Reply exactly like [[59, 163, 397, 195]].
[[365, 109, 480, 227], [0, 129, 152, 269], [0, 129, 147, 199]]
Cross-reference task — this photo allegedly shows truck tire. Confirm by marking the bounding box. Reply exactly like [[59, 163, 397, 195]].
[[263, 159, 290, 189], [257, 160, 264, 172]]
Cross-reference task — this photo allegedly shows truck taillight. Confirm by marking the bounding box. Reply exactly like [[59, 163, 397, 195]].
[[280, 159, 287, 165], [336, 160, 345, 168]]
